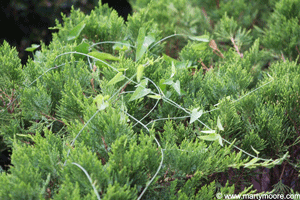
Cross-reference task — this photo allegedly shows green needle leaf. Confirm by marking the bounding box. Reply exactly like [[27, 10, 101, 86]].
[[244, 157, 260, 168], [251, 146, 260, 156]]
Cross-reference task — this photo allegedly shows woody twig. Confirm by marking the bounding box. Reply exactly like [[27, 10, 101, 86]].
[[209, 40, 224, 58], [230, 37, 243, 58]]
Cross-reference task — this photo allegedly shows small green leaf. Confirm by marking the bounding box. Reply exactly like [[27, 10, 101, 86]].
[[113, 42, 130, 51], [93, 94, 110, 110], [25, 44, 40, 52], [188, 35, 210, 42], [201, 130, 216, 134], [218, 135, 223, 146], [147, 95, 162, 100], [75, 40, 89, 54], [217, 116, 224, 131], [190, 108, 203, 124], [159, 79, 166, 92], [162, 53, 178, 64], [67, 21, 86, 41], [136, 27, 146, 61], [170, 61, 176, 78], [107, 72, 125, 86], [172, 80, 181, 95], [88, 51, 120, 61], [129, 79, 151, 101], [176, 60, 192, 69], [137, 64, 144, 82], [163, 79, 174, 85], [136, 28, 155, 61], [198, 133, 220, 141]]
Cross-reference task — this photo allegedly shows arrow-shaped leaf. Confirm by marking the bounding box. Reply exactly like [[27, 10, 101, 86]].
[[136, 28, 155, 61], [136, 27, 146, 61], [172, 80, 181, 95], [137, 64, 144, 82], [190, 108, 203, 124], [25, 44, 40, 52], [198, 133, 219, 141], [88, 51, 120, 61], [129, 79, 151, 101], [67, 21, 86, 41], [217, 116, 224, 131], [75, 40, 89, 54], [107, 72, 125, 86]]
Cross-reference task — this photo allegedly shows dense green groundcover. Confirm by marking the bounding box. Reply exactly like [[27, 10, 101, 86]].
[[1, 0, 300, 199]]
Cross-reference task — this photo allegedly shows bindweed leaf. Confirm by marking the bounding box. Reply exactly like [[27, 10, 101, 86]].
[[75, 40, 89, 54], [67, 21, 86, 41], [136, 28, 155, 61], [199, 133, 219, 141], [188, 35, 209, 42], [163, 79, 174, 85], [88, 51, 120, 61], [136, 27, 146, 61], [137, 64, 144, 82], [113, 42, 130, 51], [172, 80, 181, 95], [190, 108, 203, 124], [201, 130, 216, 134], [107, 72, 125, 86], [170, 61, 176, 78], [129, 79, 151, 101], [147, 94, 162, 100], [25, 44, 40, 52], [217, 116, 224, 131]]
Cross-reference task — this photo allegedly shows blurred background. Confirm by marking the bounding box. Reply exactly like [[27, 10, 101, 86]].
[[0, 0, 132, 64]]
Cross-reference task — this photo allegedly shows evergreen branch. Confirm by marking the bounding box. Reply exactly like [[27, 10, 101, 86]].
[[72, 162, 101, 200], [125, 112, 164, 200], [41, 113, 65, 125]]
